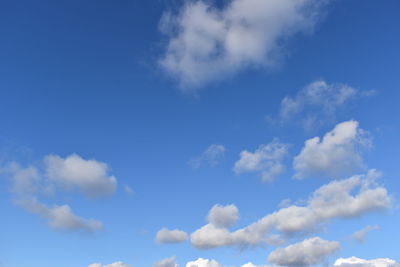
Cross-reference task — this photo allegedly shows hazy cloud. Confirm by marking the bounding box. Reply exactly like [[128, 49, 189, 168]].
[[156, 228, 189, 244], [351, 225, 380, 243], [278, 80, 372, 130], [268, 237, 340, 267], [88, 262, 133, 267], [234, 139, 289, 183], [159, 0, 327, 89], [293, 120, 370, 179], [188, 144, 226, 168]]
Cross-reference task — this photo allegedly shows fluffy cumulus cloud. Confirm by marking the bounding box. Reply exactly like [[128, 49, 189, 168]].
[[234, 139, 289, 182], [207, 204, 239, 228], [44, 154, 117, 198], [156, 228, 189, 244], [154, 257, 178, 267], [334, 257, 400, 267], [351, 225, 380, 243], [2, 154, 117, 233], [190, 170, 390, 249], [268, 237, 340, 267], [188, 144, 226, 168], [278, 80, 373, 129], [88, 262, 133, 267], [293, 120, 370, 179], [186, 258, 221, 267], [159, 0, 327, 89]]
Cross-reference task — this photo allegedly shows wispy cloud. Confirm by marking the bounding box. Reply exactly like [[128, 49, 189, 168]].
[[188, 144, 225, 168]]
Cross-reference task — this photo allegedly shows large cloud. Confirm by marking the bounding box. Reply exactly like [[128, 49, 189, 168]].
[[44, 154, 117, 198], [234, 139, 289, 183], [190, 170, 390, 249], [88, 262, 133, 267], [156, 228, 189, 244], [334, 257, 400, 267], [268, 237, 340, 267], [3, 154, 117, 233], [293, 120, 370, 179], [159, 0, 327, 89]]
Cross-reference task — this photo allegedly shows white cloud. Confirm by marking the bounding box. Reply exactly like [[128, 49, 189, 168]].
[[186, 258, 221, 267], [159, 0, 327, 89], [190, 170, 390, 249], [155, 257, 178, 267], [17, 197, 102, 233], [2, 153, 117, 233], [88, 262, 133, 267], [278, 80, 372, 129], [351, 225, 380, 243], [207, 204, 239, 228], [188, 144, 226, 168], [268, 237, 340, 267], [156, 228, 189, 244], [334, 257, 400, 267], [293, 120, 370, 179], [234, 139, 289, 183], [44, 154, 117, 198]]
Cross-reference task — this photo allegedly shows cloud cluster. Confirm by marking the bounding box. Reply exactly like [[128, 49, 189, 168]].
[[293, 120, 369, 179], [190, 170, 390, 249], [156, 228, 189, 244], [278, 80, 373, 129], [234, 139, 289, 182], [268, 237, 340, 267], [334, 257, 400, 267], [3, 154, 117, 233], [88, 262, 133, 267], [159, 0, 327, 88], [188, 144, 226, 168]]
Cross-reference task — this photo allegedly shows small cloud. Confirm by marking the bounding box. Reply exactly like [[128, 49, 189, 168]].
[[351, 225, 380, 243], [233, 139, 289, 183], [156, 228, 189, 244], [207, 204, 239, 228], [188, 144, 225, 169]]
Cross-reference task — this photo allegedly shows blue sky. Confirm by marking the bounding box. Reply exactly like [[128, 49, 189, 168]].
[[0, 1, 400, 267]]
